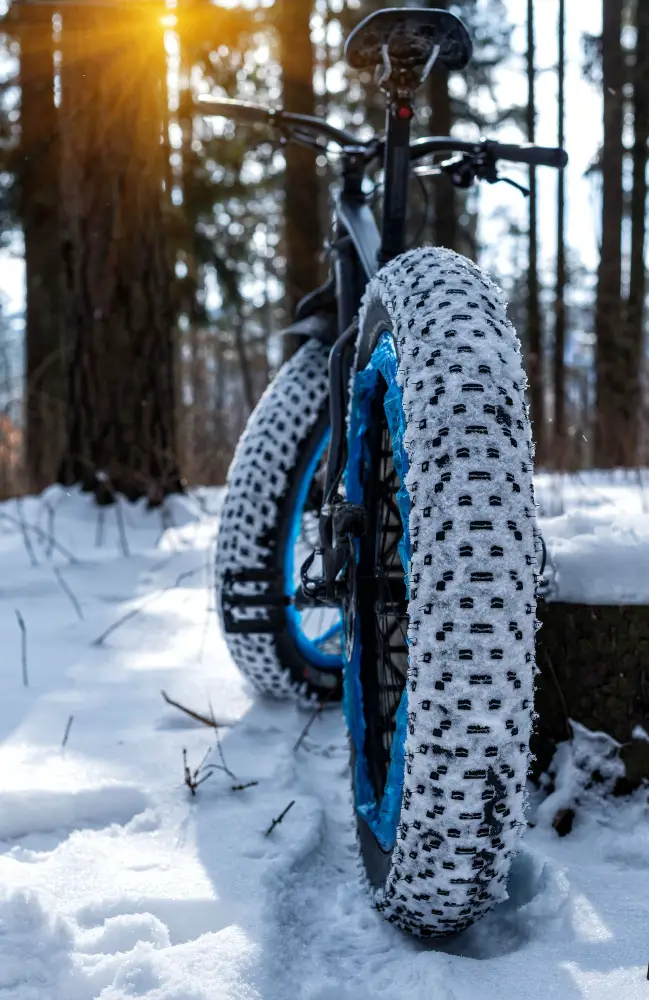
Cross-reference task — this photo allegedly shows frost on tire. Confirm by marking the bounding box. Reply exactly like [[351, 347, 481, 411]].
[[353, 246, 540, 937], [215, 339, 340, 700]]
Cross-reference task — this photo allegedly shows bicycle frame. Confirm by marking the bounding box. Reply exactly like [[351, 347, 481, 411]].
[[301, 95, 418, 607]]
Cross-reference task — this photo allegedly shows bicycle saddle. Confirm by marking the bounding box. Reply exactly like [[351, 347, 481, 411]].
[[345, 7, 472, 75]]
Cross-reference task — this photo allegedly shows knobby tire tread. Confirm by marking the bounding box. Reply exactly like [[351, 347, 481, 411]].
[[215, 340, 339, 701], [354, 246, 539, 937]]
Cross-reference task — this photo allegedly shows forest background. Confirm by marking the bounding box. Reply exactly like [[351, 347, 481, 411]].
[[0, 0, 644, 505]]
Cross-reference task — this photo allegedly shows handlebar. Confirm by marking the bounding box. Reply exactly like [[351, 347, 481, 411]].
[[484, 141, 568, 170], [197, 97, 362, 149], [198, 96, 568, 171], [409, 137, 568, 169]]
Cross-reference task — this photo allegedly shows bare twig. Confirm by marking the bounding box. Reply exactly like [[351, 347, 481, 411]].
[[39, 495, 65, 561], [264, 800, 295, 837], [208, 698, 236, 780], [54, 567, 84, 620], [183, 747, 210, 796], [42, 499, 56, 560], [61, 714, 74, 749], [0, 512, 76, 563], [15, 609, 27, 686], [161, 689, 218, 728], [293, 691, 334, 752], [543, 649, 572, 741], [15, 500, 38, 567], [182, 745, 226, 796], [115, 500, 130, 557], [95, 508, 105, 548], [92, 566, 201, 646], [179, 706, 239, 799]]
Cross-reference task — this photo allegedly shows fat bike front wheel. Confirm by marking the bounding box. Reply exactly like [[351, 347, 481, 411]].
[[343, 246, 540, 937]]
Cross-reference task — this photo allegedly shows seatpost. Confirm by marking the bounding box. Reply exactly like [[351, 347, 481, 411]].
[[379, 96, 414, 265]]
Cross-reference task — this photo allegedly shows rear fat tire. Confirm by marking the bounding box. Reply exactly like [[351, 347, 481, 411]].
[[351, 246, 540, 936], [215, 339, 342, 701]]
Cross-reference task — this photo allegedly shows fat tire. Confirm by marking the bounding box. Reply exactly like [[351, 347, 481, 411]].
[[353, 246, 540, 936], [215, 339, 342, 701]]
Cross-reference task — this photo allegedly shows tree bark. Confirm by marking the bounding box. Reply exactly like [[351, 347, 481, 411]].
[[57, 6, 182, 505], [553, 0, 567, 467], [594, 0, 625, 467], [526, 0, 544, 461], [624, 0, 649, 463], [276, 0, 322, 359], [14, 5, 64, 493]]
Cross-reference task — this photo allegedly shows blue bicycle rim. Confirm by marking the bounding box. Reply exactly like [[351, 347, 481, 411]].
[[283, 428, 343, 670], [344, 332, 411, 852]]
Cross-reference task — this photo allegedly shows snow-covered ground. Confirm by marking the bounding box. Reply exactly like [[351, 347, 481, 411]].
[[0, 483, 648, 999]]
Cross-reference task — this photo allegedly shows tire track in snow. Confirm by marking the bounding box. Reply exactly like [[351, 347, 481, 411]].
[[250, 706, 578, 1000], [253, 709, 456, 1000]]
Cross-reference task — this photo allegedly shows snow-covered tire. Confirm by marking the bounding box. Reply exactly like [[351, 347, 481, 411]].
[[350, 247, 539, 936], [215, 339, 343, 701]]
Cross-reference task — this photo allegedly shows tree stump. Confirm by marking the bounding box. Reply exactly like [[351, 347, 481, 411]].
[[532, 601, 649, 785]]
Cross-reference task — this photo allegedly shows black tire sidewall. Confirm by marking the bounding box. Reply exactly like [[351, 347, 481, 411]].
[[351, 292, 401, 889], [356, 297, 394, 371]]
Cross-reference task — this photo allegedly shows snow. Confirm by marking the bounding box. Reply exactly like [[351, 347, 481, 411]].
[[0, 483, 647, 998], [537, 469, 649, 603]]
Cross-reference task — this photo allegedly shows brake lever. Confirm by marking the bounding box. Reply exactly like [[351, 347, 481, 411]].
[[442, 152, 531, 198], [490, 175, 530, 197]]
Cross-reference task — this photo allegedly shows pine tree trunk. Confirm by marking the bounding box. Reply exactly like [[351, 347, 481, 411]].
[[625, 0, 649, 463], [15, 6, 64, 493], [276, 0, 322, 359], [594, 0, 625, 468], [57, 6, 182, 505], [553, 0, 567, 468], [526, 0, 544, 461]]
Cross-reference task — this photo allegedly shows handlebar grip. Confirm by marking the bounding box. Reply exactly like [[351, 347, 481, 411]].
[[492, 142, 568, 169], [197, 96, 275, 128]]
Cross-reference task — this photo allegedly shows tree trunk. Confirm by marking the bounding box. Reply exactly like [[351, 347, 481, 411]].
[[276, 0, 321, 359], [15, 5, 64, 493], [625, 0, 649, 463], [526, 0, 544, 461], [233, 313, 255, 413], [594, 0, 625, 468], [57, 6, 182, 505], [553, 0, 567, 468]]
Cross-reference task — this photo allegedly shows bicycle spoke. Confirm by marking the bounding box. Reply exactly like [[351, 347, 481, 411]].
[[356, 401, 409, 796]]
